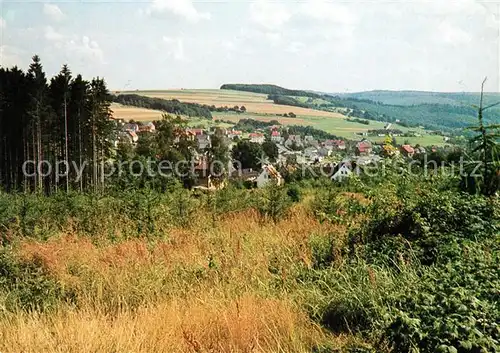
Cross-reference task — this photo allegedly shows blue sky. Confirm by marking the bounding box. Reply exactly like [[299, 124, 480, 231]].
[[1, 0, 499, 92]]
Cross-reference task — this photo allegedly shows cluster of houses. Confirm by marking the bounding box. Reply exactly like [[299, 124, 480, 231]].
[[118, 121, 156, 145], [114, 119, 433, 190]]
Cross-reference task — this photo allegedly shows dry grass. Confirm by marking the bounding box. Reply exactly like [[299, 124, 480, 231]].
[[123, 89, 346, 119], [0, 295, 328, 353], [2, 207, 349, 352], [111, 103, 164, 121], [215, 114, 308, 125]]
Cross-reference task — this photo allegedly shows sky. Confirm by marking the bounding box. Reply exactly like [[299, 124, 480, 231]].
[[1, 0, 499, 93]]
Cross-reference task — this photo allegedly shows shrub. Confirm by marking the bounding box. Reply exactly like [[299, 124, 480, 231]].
[[0, 250, 71, 312], [287, 184, 301, 203], [257, 184, 291, 223]]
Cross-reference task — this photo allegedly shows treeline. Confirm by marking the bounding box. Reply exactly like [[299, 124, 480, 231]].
[[0, 55, 114, 193], [112, 94, 212, 119], [268, 94, 311, 108], [285, 125, 341, 141], [346, 117, 370, 125], [220, 83, 321, 98], [233, 118, 280, 132]]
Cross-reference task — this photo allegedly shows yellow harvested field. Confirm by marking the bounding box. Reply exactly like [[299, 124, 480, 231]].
[[111, 103, 163, 121], [120, 89, 347, 119], [216, 114, 308, 125]]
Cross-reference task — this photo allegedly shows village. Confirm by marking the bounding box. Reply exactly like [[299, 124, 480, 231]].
[[114, 118, 432, 190]]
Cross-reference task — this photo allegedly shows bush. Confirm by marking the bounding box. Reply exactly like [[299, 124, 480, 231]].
[[287, 184, 301, 203], [0, 250, 71, 312], [257, 184, 291, 223], [384, 246, 500, 352]]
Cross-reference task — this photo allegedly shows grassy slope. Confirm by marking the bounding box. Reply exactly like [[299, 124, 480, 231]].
[[120, 89, 345, 118], [118, 89, 446, 146]]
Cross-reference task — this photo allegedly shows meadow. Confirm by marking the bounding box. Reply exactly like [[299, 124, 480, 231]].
[[0, 170, 498, 352]]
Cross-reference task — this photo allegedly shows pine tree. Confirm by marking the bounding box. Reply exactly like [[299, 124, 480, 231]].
[[465, 78, 500, 196], [27, 55, 50, 193]]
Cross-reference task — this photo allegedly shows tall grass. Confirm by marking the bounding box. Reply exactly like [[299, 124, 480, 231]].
[[0, 191, 353, 352]]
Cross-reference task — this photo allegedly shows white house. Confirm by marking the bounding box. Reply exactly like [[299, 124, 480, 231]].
[[284, 135, 303, 149], [304, 135, 318, 147], [304, 147, 319, 160], [249, 133, 265, 144], [319, 147, 333, 157], [256, 165, 283, 188], [196, 135, 211, 150], [271, 130, 282, 143], [331, 163, 353, 182]]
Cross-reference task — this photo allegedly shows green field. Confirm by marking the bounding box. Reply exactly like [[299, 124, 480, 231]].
[[116, 89, 450, 146], [213, 111, 447, 146]]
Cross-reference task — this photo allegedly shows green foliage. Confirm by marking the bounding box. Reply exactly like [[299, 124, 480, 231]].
[[167, 188, 196, 228], [462, 82, 500, 196], [262, 140, 279, 162], [220, 83, 321, 98], [0, 249, 71, 312], [385, 247, 500, 352], [286, 125, 342, 141], [294, 173, 499, 352], [113, 93, 212, 119], [231, 140, 263, 170], [233, 118, 280, 132], [286, 184, 301, 203], [256, 184, 291, 223]]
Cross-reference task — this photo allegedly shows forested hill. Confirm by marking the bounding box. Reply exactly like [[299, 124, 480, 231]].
[[220, 84, 321, 98], [338, 90, 500, 107], [330, 91, 500, 131], [222, 83, 500, 132], [112, 94, 212, 119]]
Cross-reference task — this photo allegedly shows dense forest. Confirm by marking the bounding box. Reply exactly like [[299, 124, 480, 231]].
[[220, 83, 322, 98], [0, 55, 114, 193], [233, 118, 281, 132], [112, 94, 213, 119]]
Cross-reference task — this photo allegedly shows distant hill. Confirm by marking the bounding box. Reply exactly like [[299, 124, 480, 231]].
[[338, 90, 500, 107], [330, 90, 500, 131], [220, 84, 321, 98]]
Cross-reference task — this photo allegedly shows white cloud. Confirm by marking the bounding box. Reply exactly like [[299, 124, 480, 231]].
[[163, 36, 186, 61], [1, 45, 18, 66], [250, 0, 292, 29], [286, 41, 305, 54], [43, 4, 65, 22], [67, 36, 104, 63], [438, 21, 472, 45], [0, 17, 6, 29], [43, 26, 104, 64], [44, 26, 65, 42], [300, 0, 358, 25], [148, 0, 210, 23]]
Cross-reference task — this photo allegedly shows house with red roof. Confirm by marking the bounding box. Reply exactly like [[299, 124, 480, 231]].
[[271, 130, 283, 143], [400, 144, 415, 158], [249, 132, 265, 144], [323, 139, 346, 150], [356, 140, 373, 156]]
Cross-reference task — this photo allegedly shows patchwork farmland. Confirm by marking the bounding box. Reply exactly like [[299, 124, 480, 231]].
[[112, 89, 447, 145]]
